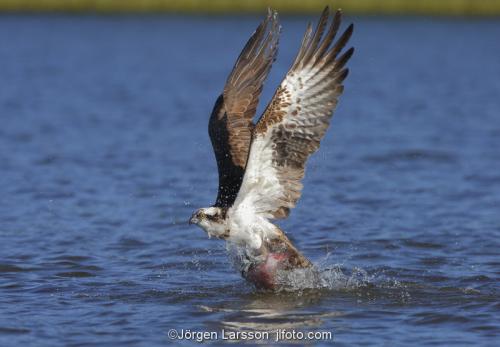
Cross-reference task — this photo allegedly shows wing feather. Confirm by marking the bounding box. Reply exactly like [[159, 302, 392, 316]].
[[232, 7, 354, 220], [209, 10, 280, 207]]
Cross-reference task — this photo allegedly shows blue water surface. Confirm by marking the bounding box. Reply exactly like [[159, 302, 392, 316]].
[[0, 14, 499, 346]]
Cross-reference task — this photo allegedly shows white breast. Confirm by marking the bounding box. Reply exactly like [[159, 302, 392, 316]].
[[226, 197, 278, 250]]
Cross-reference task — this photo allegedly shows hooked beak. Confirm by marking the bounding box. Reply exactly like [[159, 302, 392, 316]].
[[189, 214, 199, 225]]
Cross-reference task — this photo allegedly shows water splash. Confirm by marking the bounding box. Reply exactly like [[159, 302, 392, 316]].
[[274, 264, 375, 291], [226, 245, 407, 296]]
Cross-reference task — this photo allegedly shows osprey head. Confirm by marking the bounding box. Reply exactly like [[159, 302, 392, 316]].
[[189, 207, 229, 239]]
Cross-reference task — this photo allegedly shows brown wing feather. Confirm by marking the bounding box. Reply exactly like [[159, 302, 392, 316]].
[[234, 7, 354, 219], [209, 10, 280, 207]]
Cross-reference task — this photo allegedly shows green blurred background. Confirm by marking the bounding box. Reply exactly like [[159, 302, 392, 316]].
[[1, 0, 500, 16]]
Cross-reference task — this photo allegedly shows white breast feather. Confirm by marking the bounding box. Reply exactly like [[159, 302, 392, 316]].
[[228, 132, 282, 249]]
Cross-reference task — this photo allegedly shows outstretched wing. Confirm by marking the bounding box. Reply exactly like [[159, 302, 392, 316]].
[[209, 10, 280, 207], [232, 7, 354, 219]]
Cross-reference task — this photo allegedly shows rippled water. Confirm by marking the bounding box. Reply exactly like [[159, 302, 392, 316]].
[[0, 14, 499, 346]]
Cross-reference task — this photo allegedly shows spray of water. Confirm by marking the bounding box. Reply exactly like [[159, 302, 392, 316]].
[[226, 244, 406, 293]]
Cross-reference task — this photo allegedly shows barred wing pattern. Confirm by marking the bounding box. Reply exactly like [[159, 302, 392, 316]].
[[232, 8, 354, 220], [209, 10, 280, 207]]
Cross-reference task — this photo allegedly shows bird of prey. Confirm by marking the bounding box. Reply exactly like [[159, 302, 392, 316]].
[[189, 7, 354, 290]]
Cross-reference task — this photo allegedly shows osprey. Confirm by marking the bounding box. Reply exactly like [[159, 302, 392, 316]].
[[189, 7, 354, 290]]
